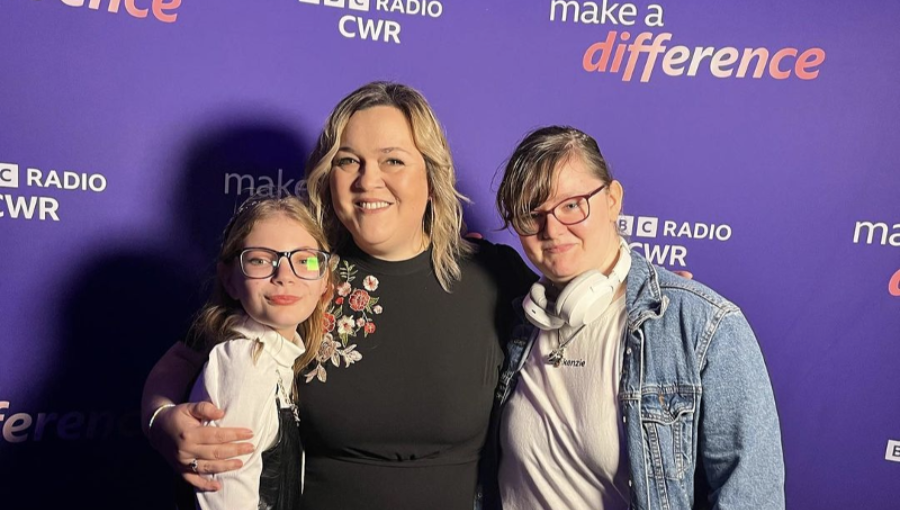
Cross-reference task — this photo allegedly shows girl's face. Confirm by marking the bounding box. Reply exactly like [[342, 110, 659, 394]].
[[329, 105, 430, 261], [220, 213, 328, 340], [517, 157, 623, 286]]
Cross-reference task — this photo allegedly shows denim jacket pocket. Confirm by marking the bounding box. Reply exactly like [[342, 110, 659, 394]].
[[640, 389, 696, 481]]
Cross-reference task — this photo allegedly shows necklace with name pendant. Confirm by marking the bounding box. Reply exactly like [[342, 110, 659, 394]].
[[547, 325, 586, 368]]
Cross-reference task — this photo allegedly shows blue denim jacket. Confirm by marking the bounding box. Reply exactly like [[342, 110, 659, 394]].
[[493, 251, 786, 510]]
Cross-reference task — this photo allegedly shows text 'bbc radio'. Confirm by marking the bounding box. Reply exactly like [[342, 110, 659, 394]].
[[618, 214, 733, 267], [0, 162, 108, 222]]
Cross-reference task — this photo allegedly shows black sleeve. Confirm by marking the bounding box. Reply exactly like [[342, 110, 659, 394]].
[[467, 240, 536, 510], [466, 238, 537, 342], [493, 242, 539, 299]]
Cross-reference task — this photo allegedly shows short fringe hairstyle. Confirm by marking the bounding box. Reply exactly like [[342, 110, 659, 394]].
[[496, 125, 614, 232]]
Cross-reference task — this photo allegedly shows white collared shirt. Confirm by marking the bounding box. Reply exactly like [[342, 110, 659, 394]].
[[190, 316, 305, 510]]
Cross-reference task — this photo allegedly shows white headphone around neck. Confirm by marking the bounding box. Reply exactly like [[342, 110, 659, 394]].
[[523, 239, 632, 331]]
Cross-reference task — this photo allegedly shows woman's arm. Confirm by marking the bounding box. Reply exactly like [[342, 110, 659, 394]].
[[141, 342, 255, 491], [697, 310, 786, 509]]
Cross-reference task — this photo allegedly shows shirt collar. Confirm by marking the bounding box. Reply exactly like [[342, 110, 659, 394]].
[[231, 315, 306, 368]]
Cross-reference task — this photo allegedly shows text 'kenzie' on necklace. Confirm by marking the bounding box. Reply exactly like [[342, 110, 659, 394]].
[[547, 325, 586, 368]]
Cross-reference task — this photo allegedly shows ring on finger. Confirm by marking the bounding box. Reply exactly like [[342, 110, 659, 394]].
[[190, 459, 200, 474]]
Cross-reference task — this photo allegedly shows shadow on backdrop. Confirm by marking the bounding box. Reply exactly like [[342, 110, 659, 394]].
[[1, 120, 312, 509]]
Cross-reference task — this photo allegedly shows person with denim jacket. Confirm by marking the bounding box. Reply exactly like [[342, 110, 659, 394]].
[[489, 126, 785, 510]]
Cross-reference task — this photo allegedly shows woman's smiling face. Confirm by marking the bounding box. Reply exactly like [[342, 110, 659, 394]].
[[329, 105, 430, 261]]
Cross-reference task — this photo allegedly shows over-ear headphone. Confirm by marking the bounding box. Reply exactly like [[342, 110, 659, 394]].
[[523, 239, 632, 330]]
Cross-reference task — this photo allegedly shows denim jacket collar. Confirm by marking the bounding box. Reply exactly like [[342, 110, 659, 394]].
[[625, 251, 669, 333]]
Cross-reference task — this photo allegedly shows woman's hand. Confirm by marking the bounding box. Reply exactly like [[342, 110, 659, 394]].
[[147, 401, 254, 491]]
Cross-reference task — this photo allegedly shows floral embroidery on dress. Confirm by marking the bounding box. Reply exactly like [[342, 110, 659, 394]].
[[305, 260, 379, 384]]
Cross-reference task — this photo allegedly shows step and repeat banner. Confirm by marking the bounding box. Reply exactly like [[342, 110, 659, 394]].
[[1, 1, 898, 508]]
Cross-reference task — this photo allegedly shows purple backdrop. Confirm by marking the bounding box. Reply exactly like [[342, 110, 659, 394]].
[[2, 1, 898, 508]]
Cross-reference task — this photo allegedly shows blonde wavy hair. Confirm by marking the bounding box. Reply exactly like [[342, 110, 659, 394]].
[[305, 81, 473, 292], [186, 195, 335, 399]]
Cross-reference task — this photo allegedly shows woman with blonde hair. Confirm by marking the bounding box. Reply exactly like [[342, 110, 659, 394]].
[[142, 82, 536, 509]]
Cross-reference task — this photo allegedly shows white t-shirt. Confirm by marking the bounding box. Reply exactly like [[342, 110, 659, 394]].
[[500, 294, 630, 510], [190, 316, 305, 510]]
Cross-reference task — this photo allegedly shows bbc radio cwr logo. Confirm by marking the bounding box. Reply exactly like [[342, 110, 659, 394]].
[[617, 214, 733, 267], [0, 162, 108, 222], [297, 0, 444, 45]]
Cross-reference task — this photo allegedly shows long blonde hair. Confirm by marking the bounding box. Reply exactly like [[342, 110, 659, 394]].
[[186, 195, 335, 389], [305, 81, 472, 292]]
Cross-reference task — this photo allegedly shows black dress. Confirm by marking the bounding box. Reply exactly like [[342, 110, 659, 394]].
[[297, 240, 535, 510]]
